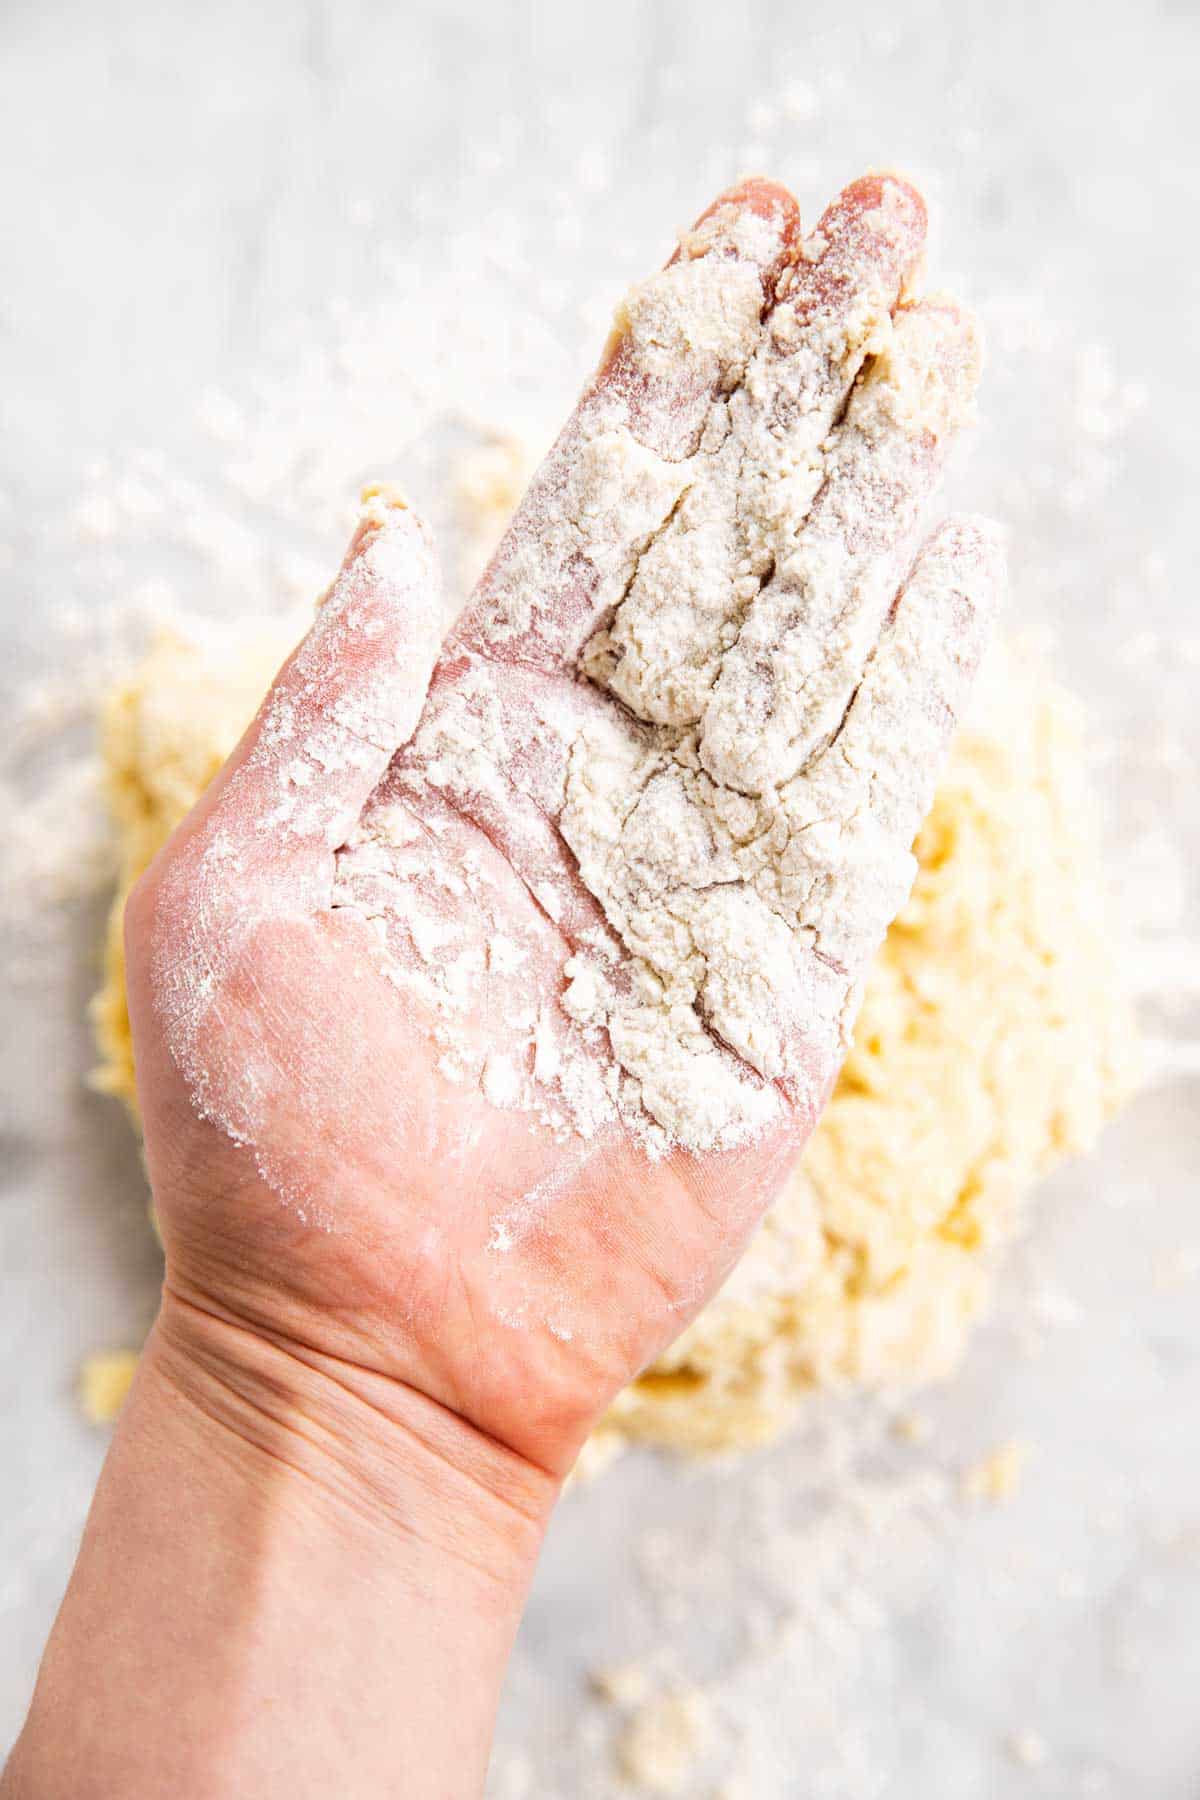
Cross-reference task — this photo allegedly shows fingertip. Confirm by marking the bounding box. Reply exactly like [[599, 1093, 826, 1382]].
[[699, 176, 802, 236], [885, 516, 1005, 708], [945, 509, 1006, 565], [834, 171, 927, 233], [926, 513, 1008, 619], [593, 176, 802, 449], [672, 177, 802, 273], [816, 172, 928, 293]]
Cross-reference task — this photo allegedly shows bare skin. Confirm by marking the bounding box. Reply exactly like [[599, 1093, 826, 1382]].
[[2, 175, 1000, 1800]]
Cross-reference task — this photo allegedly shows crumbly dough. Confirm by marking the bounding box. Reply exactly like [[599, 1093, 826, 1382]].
[[601, 656, 1137, 1452], [78, 1348, 139, 1425], [90, 621, 1136, 1453], [614, 1685, 711, 1795]]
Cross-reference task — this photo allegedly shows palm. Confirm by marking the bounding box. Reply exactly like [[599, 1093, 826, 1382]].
[[132, 646, 806, 1474], [126, 173, 1000, 1476]]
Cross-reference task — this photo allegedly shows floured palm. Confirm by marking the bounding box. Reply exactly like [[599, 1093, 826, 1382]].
[[130, 176, 1002, 1473]]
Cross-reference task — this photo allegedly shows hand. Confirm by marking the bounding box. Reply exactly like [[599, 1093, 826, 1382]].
[[126, 173, 1000, 1484], [6, 172, 1002, 1800]]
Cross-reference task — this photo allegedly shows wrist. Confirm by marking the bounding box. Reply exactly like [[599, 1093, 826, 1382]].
[[151, 1285, 559, 1587], [6, 1293, 559, 1800], [9, 1296, 557, 1800]]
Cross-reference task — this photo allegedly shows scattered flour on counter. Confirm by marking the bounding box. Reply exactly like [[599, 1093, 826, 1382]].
[[614, 1685, 712, 1795], [962, 1440, 1031, 1506], [502, 1398, 965, 1797], [1005, 1727, 1051, 1769]]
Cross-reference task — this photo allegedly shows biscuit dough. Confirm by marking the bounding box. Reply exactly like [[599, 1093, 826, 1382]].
[[91, 618, 1136, 1453]]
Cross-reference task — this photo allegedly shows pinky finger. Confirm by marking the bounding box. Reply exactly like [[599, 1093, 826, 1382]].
[[834, 515, 1004, 838], [792, 514, 1006, 970]]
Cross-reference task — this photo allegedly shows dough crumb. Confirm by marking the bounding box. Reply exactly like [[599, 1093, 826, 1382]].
[[1005, 1726, 1050, 1767], [79, 1349, 139, 1424], [963, 1439, 1030, 1505], [591, 1661, 653, 1709], [616, 1685, 711, 1794], [892, 1410, 934, 1446], [452, 431, 539, 590]]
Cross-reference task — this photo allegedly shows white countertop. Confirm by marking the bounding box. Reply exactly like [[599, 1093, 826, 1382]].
[[2, 2, 1198, 1793]]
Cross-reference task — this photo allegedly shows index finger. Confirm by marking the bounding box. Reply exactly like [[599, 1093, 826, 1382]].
[[450, 178, 802, 669]]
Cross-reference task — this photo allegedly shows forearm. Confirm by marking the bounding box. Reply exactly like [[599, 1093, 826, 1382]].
[[3, 1294, 556, 1800]]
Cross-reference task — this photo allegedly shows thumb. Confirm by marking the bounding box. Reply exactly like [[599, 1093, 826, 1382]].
[[124, 488, 442, 1148], [174, 485, 443, 897]]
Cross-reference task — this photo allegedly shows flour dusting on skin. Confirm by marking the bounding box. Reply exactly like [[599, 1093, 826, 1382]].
[[334, 178, 1001, 1155], [142, 179, 1000, 1169]]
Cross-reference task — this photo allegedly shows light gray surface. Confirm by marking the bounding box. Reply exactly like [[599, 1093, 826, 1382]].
[[2, 2, 1198, 1794]]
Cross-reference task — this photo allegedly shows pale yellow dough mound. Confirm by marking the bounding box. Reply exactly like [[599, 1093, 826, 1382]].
[[92, 623, 1137, 1454]]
